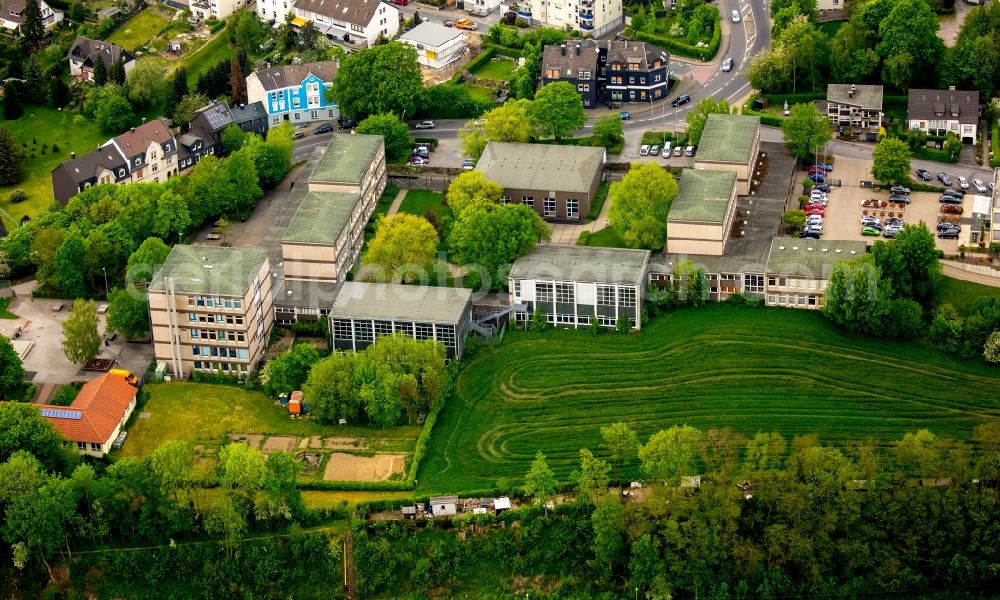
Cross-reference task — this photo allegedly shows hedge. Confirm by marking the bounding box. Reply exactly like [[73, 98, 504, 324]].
[[759, 92, 825, 106], [482, 42, 524, 58], [406, 362, 459, 486], [449, 47, 497, 84], [297, 479, 414, 492], [629, 18, 721, 61]]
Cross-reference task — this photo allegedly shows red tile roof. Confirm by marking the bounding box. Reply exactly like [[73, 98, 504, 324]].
[[111, 118, 174, 158], [40, 373, 137, 444]]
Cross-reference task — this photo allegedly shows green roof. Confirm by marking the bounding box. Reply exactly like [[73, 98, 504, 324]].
[[148, 245, 268, 296], [282, 192, 360, 245], [695, 114, 760, 163], [309, 133, 383, 184], [668, 169, 737, 223], [765, 238, 868, 278]]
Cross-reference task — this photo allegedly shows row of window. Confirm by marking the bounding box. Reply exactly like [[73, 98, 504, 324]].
[[190, 329, 247, 342], [768, 294, 821, 307], [767, 276, 827, 290], [191, 346, 250, 360], [609, 73, 663, 85], [519, 313, 630, 328], [531, 283, 636, 307], [188, 313, 245, 326], [193, 361, 250, 373], [188, 296, 243, 309], [76, 441, 103, 451], [515, 197, 578, 218], [331, 319, 458, 347]]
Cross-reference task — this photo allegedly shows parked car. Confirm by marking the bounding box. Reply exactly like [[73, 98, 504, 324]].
[[649, 145, 661, 156], [938, 226, 960, 239], [937, 172, 952, 186], [889, 185, 910, 195], [414, 120, 436, 129], [812, 183, 831, 192], [293, 131, 306, 139], [721, 57, 734, 72], [888, 195, 911, 204], [462, 158, 475, 170], [815, 163, 834, 172], [942, 188, 965, 197], [391, 0, 408, 5], [861, 226, 881, 236], [883, 227, 901, 238], [620, 111, 631, 120], [958, 176, 969, 190], [731, 9, 741, 22], [685, 146, 696, 157], [915, 169, 932, 181], [885, 218, 905, 228], [640, 145, 650, 156], [808, 166, 826, 175], [937, 222, 960, 232], [973, 178, 988, 193], [801, 229, 822, 239], [313, 123, 333, 134], [673, 146, 683, 157], [412, 147, 429, 158], [338, 117, 356, 129], [671, 95, 691, 107], [408, 156, 429, 166], [444, 19, 456, 26], [805, 207, 825, 216], [939, 194, 962, 204], [807, 172, 826, 183], [861, 216, 879, 225]]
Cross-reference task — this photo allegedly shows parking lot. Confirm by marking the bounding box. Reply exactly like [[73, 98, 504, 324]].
[[799, 155, 963, 255]]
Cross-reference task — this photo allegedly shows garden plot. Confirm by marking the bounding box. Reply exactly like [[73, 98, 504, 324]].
[[323, 453, 406, 482]]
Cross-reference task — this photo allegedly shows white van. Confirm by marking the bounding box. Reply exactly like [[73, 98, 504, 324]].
[[662, 142, 672, 156]]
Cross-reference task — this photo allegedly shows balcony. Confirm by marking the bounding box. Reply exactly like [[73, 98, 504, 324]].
[[579, 21, 594, 30], [579, 11, 594, 20], [516, 8, 533, 18], [580, 0, 593, 6]]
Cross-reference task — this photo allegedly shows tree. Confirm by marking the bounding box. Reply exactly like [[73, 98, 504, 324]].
[[217, 443, 268, 496], [110, 56, 127, 85], [590, 494, 625, 573], [446, 170, 504, 215], [106, 287, 149, 340], [743, 431, 787, 472], [873, 223, 940, 304], [482, 99, 535, 142], [576, 448, 610, 503], [47, 76, 71, 109], [782, 209, 806, 231], [19, 0, 44, 52], [458, 124, 488, 161], [302, 351, 360, 424], [448, 204, 550, 285], [224, 144, 263, 214], [230, 9, 265, 51], [522, 452, 557, 512], [173, 93, 210, 129], [22, 56, 42, 101], [0, 336, 25, 400], [220, 123, 247, 154], [125, 60, 165, 108], [126, 237, 170, 287], [830, 21, 877, 82], [355, 113, 412, 162], [528, 81, 585, 139], [329, 42, 422, 119], [984, 331, 1000, 364], [230, 56, 248, 106], [592, 114, 624, 149], [685, 97, 731, 146], [639, 425, 703, 484], [148, 440, 194, 501], [0, 404, 75, 471], [607, 162, 679, 250], [91, 85, 135, 133], [153, 190, 191, 241], [61, 299, 101, 365], [876, 0, 943, 89], [2, 80, 24, 120], [942, 132, 962, 163], [165, 67, 189, 124], [770, 0, 818, 21], [0, 249, 9, 280], [871, 136, 910, 183], [93, 55, 108, 86], [778, 15, 828, 93], [260, 343, 321, 397], [781, 103, 832, 160], [600, 422, 639, 482], [51, 233, 86, 298], [203, 495, 246, 557], [362, 214, 439, 283], [747, 47, 790, 93], [928, 304, 964, 354], [0, 125, 24, 185], [822, 254, 892, 333]]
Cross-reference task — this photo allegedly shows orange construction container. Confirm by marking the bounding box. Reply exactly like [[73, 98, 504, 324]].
[[288, 390, 303, 415]]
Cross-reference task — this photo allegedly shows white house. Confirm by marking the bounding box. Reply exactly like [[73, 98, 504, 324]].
[[397, 21, 467, 70], [517, 0, 622, 37], [257, 0, 293, 22], [190, 0, 244, 21], [908, 88, 980, 144], [246, 61, 339, 127], [67, 36, 136, 83], [292, 0, 399, 48], [816, 0, 844, 10], [0, 0, 62, 31], [469, 0, 501, 15]]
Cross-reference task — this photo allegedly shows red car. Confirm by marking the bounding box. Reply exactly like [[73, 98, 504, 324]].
[[391, 0, 408, 5], [808, 166, 825, 175], [804, 208, 825, 216]]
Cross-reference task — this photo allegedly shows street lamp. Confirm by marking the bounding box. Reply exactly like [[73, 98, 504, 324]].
[[102, 267, 108, 295]]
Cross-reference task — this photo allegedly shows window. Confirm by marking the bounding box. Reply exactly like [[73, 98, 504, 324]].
[[566, 199, 579, 219], [544, 198, 556, 217], [354, 320, 374, 342], [188, 313, 197, 322], [436, 325, 456, 348], [629, 77, 635, 84], [536, 282, 553, 303], [619, 287, 636, 308], [77, 442, 86, 450], [744, 274, 764, 294], [513, 280, 521, 298], [333, 319, 352, 339], [374, 320, 393, 337], [556, 314, 574, 324], [555, 283, 574, 304], [628, 62, 640, 70], [611, 76, 622, 85], [522, 196, 534, 208], [134, 158, 141, 166], [415, 323, 433, 340], [393, 321, 413, 335], [191, 329, 200, 340], [234, 299, 242, 309], [597, 285, 615, 306]]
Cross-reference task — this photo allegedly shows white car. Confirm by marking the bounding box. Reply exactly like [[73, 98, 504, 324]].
[[810, 191, 827, 199], [973, 178, 988, 193], [731, 9, 741, 22], [861, 216, 880, 225], [414, 120, 436, 129], [640, 145, 650, 156], [804, 223, 824, 233], [958, 176, 969, 190], [721, 57, 734, 72]]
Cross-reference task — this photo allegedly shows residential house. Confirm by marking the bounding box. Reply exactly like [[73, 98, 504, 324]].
[[292, 0, 399, 48], [509, 245, 651, 330], [38, 373, 137, 458], [764, 238, 868, 309], [816, 0, 844, 9], [256, 0, 293, 22], [693, 114, 760, 195], [518, 0, 622, 37], [148, 245, 274, 378], [468, 0, 500, 16], [827, 84, 883, 132], [603, 40, 669, 104], [51, 147, 131, 204], [397, 21, 467, 70], [246, 60, 339, 127], [541, 41, 601, 108], [475, 142, 605, 221], [330, 282, 474, 359], [107, 118, 179, 183], [230, 101, 269, 136], [67, 36, 135, 83], [908, 88, 980, 143], [0, 0, 62, 31], [177, 101, 234, 169], [190, 0, 242, 20], [667, 169, 739, 256]]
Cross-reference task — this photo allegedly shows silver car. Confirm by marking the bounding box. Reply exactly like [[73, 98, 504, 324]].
[[721, 57, 734, 72]]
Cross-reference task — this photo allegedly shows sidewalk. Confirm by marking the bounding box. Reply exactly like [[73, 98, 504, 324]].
[[386, 189, 409, 217], [941, 260, 1000, 288]]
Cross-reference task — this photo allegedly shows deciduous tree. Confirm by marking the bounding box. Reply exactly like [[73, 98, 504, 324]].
[[528, 81, 585, 140], [0, 336, 25, 400], [172, 93, 210, 129], [590, 493, 625, 573], [576, 449, 610, 503], [608, 162, 678, 250], [446, 170, 504, 215], [61, 299, 101, 366], [876, 0, 943, 89], [482, 99, 534, 142], [458, 124, 488, 160], [355, 113, 412, 162], [230, 56, 248, 106], [685, 97, 731, 146], [0, 403, 76, 472], [601, 422, 639, 482], [220, 123, 247, 154], [361, 214, 439, 283], [639, 425, 703, 484], [329, 42, 422, 119], [984, 331, 1000, 364], [260, 343, 321, 398], [871, 136, 910, 183], [592, 114, 624, 149], [302, 351, 360, 424], [106, 288, 149, 340], [522, 451, 557, 512], [448, 204, 550, 285], [51, 233, 86, 298], [822, 254, 892, 333], [781, 103, 832, 160], [126, 237, 170, 288]]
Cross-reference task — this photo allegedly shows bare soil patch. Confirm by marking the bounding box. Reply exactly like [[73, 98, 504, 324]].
[[228, 433, 264, 449], [323, 452, 405, 482], [261, 435, 297, 453]]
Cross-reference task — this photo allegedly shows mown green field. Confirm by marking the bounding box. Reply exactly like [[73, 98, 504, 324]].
[[418, 304, 1000, 493]]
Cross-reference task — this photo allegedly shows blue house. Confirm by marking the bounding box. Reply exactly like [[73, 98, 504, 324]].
[[246, 61, 340, 128]]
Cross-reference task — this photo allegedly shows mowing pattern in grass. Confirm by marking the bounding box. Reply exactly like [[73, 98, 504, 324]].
[[397, 190, 449, 221], [418, 304, 1000, 493], [471, 58, 516, 81], [108, 6, 174, 52]]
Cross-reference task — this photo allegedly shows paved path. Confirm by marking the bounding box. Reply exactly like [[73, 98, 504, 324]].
[[549, 189, 616, 245], [386, 189, 409, 217], [942, 261, 1000, 288]]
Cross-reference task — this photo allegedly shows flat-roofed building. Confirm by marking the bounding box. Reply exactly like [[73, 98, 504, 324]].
[[309, 133, 386, 195], [281, 191, 367, 283], [476, 142, 605, 221], [827, 83, 883, 132], [693, 114, 760, 195], [667, 169, 738, 256], [398, 21, 467, 69], [764, 238, 868, 309], [509, 245, 650, 329], [329, 282, 474, 359], [149, 246, 274, 378]]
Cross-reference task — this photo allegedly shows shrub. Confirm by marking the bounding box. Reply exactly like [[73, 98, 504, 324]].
[[50, 383, 81, 407], [615, 314, 631, 334], [8, 189, 27, 203]]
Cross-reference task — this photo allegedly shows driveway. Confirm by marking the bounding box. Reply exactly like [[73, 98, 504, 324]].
[[937, 0, 980, 47]]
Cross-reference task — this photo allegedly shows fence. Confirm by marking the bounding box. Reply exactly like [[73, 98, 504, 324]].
[[387, 175, 453, 191]]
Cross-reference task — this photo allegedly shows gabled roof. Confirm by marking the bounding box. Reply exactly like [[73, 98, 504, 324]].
[[476, 142, 605, 194], [1, 0, 57, 25], [111, 118, 175, 158], [193, 100, 235, 133], [39, 373, 137, 444], [603, 40, 668, 71], [249, 60, 338, 92], [908, 89, 979, 125], [398, 21, 464, 48], [68, 36, 134, 69], [52, 146, 129, 185], [231, 101, 267, 124], [827, 84, 883, 110], [293, 0, 384, 28], [542, 41, 600, 80]]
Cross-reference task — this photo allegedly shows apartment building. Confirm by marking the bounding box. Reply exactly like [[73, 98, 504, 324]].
[[764, 238, 868, 309], [330, 282, 474, 359], [693, 114, 760, 195], [257, 0, 293, 22], [541, 41, 602, 108], [246, 61, 339, 127], [540, 40, 669, 108], [107, 119, 179, 183], [518, 0, 622, 37], [148, 246, 274, 378], [827, 84, 883, 132], [509, 245, 650, 330], [908, 88, 980, 143], [38, 372, 137, 458], [190, 0, 243, 20], [177, 101, 235, 170], [292, 0, 400, 48], [667, 169, 739, 256]]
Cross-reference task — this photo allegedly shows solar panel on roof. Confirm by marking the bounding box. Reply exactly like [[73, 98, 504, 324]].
[[204, 106, 233, 130], [40, 408, 83, 420]]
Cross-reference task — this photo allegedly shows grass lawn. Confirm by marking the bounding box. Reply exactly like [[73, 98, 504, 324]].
[[398, 190, 450, 221], [936, 275, 1000, 314], [120, 382, 420, 458], [471, 58, 516, 81], [0, 106, 108, 226], [301, 490, 414, 509], [108, 5, 175, 52], [817, 21, 845, 39], [467, 85, 495, 103], [417, 304, 1000, 493], [0, 297, 17, 319], [584, 226, 628, 248]]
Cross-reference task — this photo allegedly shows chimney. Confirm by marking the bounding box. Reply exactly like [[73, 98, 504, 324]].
[[130, 127, 136, 133], [848, 84, 856, 98], [70, 152, 76, 159], [560, 44, 566, 56]]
